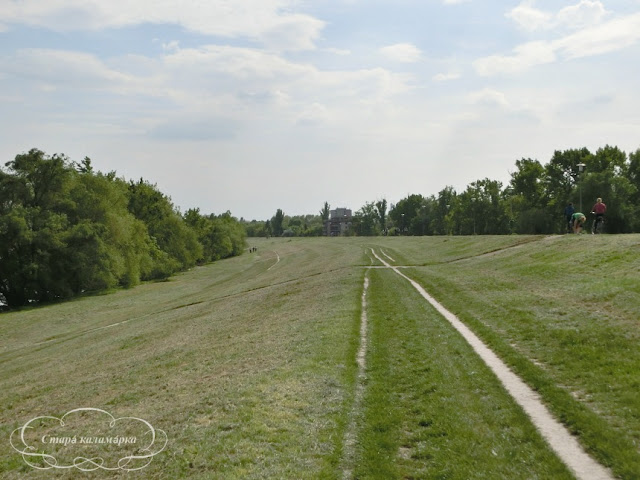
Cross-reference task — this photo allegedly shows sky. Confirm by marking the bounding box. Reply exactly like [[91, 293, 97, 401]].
[[1, 0, 639, 220]]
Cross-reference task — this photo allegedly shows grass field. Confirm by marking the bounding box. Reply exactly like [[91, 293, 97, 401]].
[[1, 235, 639, 479]]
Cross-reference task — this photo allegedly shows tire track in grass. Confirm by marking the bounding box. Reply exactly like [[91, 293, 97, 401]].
[[380, 249, 395, 263], [341, 269, 370, 479], [369, 248, 614, 480]]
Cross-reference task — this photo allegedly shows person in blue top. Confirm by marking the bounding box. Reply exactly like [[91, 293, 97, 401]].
[[564, 202, 575, 233]]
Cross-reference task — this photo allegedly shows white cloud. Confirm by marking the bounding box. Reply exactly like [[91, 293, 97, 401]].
[[0, 0, 324, 51], [476, 11, 640, 76], [5, 48, 138, 90], [557, 1, 608, 29], [474, 41, 556, 76], [553, 12, 640, 59], [324, 47, 351, 56], [0, 43, 414, 135], [2, 0, 638, 220], [162, 41, 180, 53], [433, 72, 460, 82], [506, 0, 553, 32], [506, 0, 608, 32], [379, 43, 422, 63], [468, 88, 510, 109], [296, 102, 331, 126]]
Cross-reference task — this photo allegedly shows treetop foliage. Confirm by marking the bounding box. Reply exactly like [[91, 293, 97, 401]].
[[245, 145, 640, 238], [0, 148, 246, 309]]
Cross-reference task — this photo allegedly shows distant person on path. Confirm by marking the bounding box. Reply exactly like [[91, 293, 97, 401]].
[[564, 202, 575, 233], [572, 212, 587, 234], [590, 198, 606, 232]]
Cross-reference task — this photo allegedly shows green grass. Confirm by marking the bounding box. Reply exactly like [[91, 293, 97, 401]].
[[0, 238, 365, 479], [354, 267, 573, 479], [2, 235, 639, 478], [366, 234, 640, 479]]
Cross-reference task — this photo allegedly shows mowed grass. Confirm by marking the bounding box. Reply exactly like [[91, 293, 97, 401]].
[[2, 235, 639, 479], [0, 238, 368, 479], [354, 267, 573, 479], [367, 234, 640, 479]]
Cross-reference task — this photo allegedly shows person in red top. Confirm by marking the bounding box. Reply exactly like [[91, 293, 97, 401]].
[[591, 198, 606, 233]]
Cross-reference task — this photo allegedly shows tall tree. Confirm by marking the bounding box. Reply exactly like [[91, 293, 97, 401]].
[[354, 202, 379, 236], [375, 199, 387, 233], [431, 187, 456, 235], [509, 158, 553, 233], [579, 146, 636, 233], [0, 150, 154, 307], [389, 194, 425, 234], [544, 147, 591, 230], [320, 202, 330, 222], [127, 179, 202, 278], [628, 148, 640, 231], [271, 209, 285, 236]]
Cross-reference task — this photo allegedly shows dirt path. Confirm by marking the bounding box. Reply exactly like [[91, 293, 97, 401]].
[[341, 271, 370, 479], [380, 249, 395, 262], [267, 250, 280, 270], [369, 248, 614, 480]]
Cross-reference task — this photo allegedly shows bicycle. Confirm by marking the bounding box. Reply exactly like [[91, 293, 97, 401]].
[[591, 214, 605, 234]]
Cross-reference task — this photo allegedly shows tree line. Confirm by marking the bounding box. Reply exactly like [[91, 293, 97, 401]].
[[0, 149, 246, 309], [246, 145, 640, 237]]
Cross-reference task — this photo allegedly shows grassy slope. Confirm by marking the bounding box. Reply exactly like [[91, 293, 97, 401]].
[[0, 238, 366, 479], [1, 235, 638, 478], [367, 234, 640, 479]]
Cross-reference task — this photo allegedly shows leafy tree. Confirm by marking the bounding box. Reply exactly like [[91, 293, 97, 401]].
[[454, 179, 507, 235], [629, 148, 640, 199], [353, 202, 379, 236], [508, 159, 554, 233], [510, 158, 545, 208], [627, 149, 640, 231], [375, 199, 387, 233], [320, 202, 330, 222], [0, 149, 248, 309], [544, 147, 591, 231], [127, 179, 202, 277], [66, 169, 154, 289], [271, 209, 285, 236], [0, 149, 76, 306], [389, 194, 425, 235], [431, 187, 456, 235], [578, 146, 637, 233], [246, 220, 266, 237], [0, 150, 154, 307]]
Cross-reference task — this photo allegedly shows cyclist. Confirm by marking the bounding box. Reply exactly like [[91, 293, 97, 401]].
[[590, 198, 607, 234], [572, 212, 587, 234]]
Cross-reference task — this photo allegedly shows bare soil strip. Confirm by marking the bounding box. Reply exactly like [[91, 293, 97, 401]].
[[267, 250, 281, 270], [341, 271, 370, 479], [380, 249, 395, 262], [369, 248, 614, 480]]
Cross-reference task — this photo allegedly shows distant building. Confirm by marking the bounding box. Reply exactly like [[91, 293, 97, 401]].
[[326, 208, 352, 236]]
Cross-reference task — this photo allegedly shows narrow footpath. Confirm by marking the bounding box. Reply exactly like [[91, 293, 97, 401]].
[[362, 247, 614, 480]]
